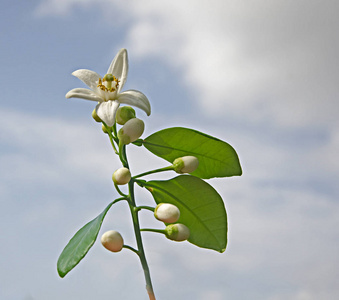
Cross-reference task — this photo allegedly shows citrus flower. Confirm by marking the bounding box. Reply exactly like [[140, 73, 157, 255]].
[[66, 49, 151, 126]]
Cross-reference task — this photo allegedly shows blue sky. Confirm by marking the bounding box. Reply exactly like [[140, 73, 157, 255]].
[[1, 1, 339, 299]]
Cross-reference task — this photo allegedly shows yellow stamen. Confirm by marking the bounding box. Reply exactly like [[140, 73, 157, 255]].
[[97, 75, 119, 93]]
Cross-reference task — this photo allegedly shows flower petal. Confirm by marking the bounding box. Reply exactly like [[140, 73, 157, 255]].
[[107, 49, 128, 92], [117, 90, 151, 116], [96, 100, 120, 127], [66, 88, 103, 102], [72, 69, 101, 91]]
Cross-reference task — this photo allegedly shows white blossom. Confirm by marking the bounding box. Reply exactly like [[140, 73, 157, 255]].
[[66, 49, 151, 126]]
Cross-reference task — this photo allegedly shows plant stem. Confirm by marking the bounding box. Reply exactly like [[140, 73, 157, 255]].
[[119, 143, 156, 299], [103, 123, 119, 154], [135, 205, 155, 213], [123, 244, 140, 256], [128, 180, 156, 299], [114, 182, 128, 198], [140, 228, 166, 235], [133, 166, 174, 179]]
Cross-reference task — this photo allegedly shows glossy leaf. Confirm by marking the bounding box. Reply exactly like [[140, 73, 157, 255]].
[[57, 201, 115, 278], [142, 127, 242, 179], [141, 175, 227, 252]]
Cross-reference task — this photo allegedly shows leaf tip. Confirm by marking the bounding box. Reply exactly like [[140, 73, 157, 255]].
[[57, 266, 67, 278]]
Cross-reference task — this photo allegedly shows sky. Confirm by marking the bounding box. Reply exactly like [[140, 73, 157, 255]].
[[1, 0, 338, 299]]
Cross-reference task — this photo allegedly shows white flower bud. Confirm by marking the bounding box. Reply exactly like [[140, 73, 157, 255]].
[[165, 223, 190, 242], [173, 156, 199, 174], [118, 118, 145, 144], [154, 203, 180, 223], [112, 167, 131, 185], [101, 230, 124, 252], [116, 106, 136, 125]]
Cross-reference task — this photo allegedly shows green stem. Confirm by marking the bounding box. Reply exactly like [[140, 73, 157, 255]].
[[114, 182, 128, 198], [112, 123, 118, 139], [119, 141, 128, 166], [112, 197, 128, 204], [127, 179, 156, 299], [135, 206, 155, 213], [119, 142, 156, 299], [103, 123, 119, 154], [140, 228, 166, 235], [133, 166, 174, 179], [123, 244, 140, 256]]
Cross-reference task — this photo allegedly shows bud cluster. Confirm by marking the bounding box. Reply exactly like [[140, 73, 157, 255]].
[[154, 203, 190, 242]]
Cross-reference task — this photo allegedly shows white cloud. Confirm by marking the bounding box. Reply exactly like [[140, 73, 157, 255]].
[[34, 0, 339, 130]]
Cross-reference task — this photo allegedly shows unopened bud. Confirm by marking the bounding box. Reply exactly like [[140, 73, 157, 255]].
[[92, 108, 102, 122], [118, 118, 145, 144], [101, 230, 124, 252], [102, 124, 109, 134], [112, 167, 131, 185], [173, 156, 199, 174], [165, 223, 190, 242], [116, 106, 136, 125], [154, 203, 180, 223]]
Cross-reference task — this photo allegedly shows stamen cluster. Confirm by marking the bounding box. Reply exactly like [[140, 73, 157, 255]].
[[97, 74, 120, 92]]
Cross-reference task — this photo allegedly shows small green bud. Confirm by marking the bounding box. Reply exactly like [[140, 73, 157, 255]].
[[154, 203, 180, 223], [173, 156, 199, 173], [92, 108, 102, 122], [112, 167, 131, 185], [116, 106, 136, 125], [101, 230, 124, 252], [118, 118, 145, 145], [165, 223, 190, 242], [102, 124, 108, 134]]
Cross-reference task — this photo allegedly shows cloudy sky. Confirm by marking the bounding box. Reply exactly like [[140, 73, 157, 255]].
[[1, 0, 338, 299]]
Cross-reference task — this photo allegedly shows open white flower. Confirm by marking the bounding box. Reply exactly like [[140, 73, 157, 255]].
[[65, 49, 151, 126]]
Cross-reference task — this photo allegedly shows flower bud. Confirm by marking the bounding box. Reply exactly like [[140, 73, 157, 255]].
[[173, 156, 199, 174], [165, 223, 190, 242], [92, 108, 102, 122], [118, 118, 145, 144], [116, 106, 136, 125], [154, 203, 180, 223], [101, 230, 124, 252], [112, 167, 131, 185], [102, 124, 109, 134]]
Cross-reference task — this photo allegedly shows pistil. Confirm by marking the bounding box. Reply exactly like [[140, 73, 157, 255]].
[[97, 73, 120, 92]]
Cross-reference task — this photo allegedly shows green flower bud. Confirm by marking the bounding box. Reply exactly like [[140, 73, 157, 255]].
[[112, 167, 131, 185], [101, 230, 124, 252], [165, 223, 190, 242], [102, 124, 109, 134], [154, 203, 180, 223], [116, 106, 136, 125], [173, 156, 199, 174], [92, 108, 102, 122], [118, 118, 145, 145]]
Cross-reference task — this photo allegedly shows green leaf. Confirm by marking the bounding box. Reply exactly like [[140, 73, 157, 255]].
[[141, 175, 227, 252], [142, 127, 242, 179], [57, 201, 115, 278]]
